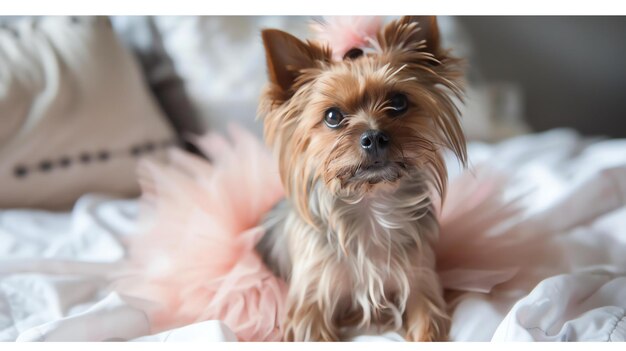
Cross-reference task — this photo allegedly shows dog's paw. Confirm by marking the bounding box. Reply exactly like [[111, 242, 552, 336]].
[[405, 312, 450, 342], [282, 307, 339, 341]]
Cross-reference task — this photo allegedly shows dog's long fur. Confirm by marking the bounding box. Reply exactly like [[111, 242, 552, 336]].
[[256, 16, 466, 341]]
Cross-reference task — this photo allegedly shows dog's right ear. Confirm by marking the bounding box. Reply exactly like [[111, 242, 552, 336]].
[[262, 29, 330, 96]]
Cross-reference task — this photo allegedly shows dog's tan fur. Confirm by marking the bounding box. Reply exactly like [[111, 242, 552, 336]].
[[256, 16, 466, 341]]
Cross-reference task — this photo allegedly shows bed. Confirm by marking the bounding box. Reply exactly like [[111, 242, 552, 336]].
[[2, 128, 625, 342]]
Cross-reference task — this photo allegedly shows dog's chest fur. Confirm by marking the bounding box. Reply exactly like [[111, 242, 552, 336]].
[[257, 176, 438, 332]]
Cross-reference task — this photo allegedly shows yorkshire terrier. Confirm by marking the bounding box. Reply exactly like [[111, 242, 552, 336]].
[[256, 16, 466, 341]]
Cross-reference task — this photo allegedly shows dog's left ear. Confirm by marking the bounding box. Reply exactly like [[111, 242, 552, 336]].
[[379, 16, 446, 63], [262, 29, 330, 98]]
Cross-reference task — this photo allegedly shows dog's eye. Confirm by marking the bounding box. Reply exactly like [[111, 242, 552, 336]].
[[389, 93, 409, 116], [324, 108, 344, 129]]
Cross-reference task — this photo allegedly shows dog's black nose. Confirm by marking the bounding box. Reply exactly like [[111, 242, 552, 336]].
[[360, 130, 390, 154]]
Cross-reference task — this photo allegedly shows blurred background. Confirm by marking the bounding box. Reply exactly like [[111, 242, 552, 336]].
[[457, 16, 626, 139]]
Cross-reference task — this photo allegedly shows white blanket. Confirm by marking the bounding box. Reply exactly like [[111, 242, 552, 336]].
[[1, 129, 625, 342]]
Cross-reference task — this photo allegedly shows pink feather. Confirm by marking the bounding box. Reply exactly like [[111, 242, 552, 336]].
[[311, 16, 382, 61]]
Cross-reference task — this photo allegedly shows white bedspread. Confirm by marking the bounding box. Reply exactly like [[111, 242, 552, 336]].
[[1, 129, 625, 342]]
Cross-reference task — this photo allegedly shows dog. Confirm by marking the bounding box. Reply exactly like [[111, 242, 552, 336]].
[[256, 16, 467, 341]]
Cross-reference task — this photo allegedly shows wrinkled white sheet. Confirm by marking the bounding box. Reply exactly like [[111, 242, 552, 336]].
[[1, 129, 625, 342]]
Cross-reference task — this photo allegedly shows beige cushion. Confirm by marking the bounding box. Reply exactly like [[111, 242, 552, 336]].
[[0, 16, 176, 210]]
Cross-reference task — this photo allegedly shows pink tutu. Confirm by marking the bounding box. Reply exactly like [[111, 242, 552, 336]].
[[115, 126, 286, 341], [115, 125, 540, 341]]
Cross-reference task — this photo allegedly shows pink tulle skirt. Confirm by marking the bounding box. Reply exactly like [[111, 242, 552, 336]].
[[114, 126, 544, 341]]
